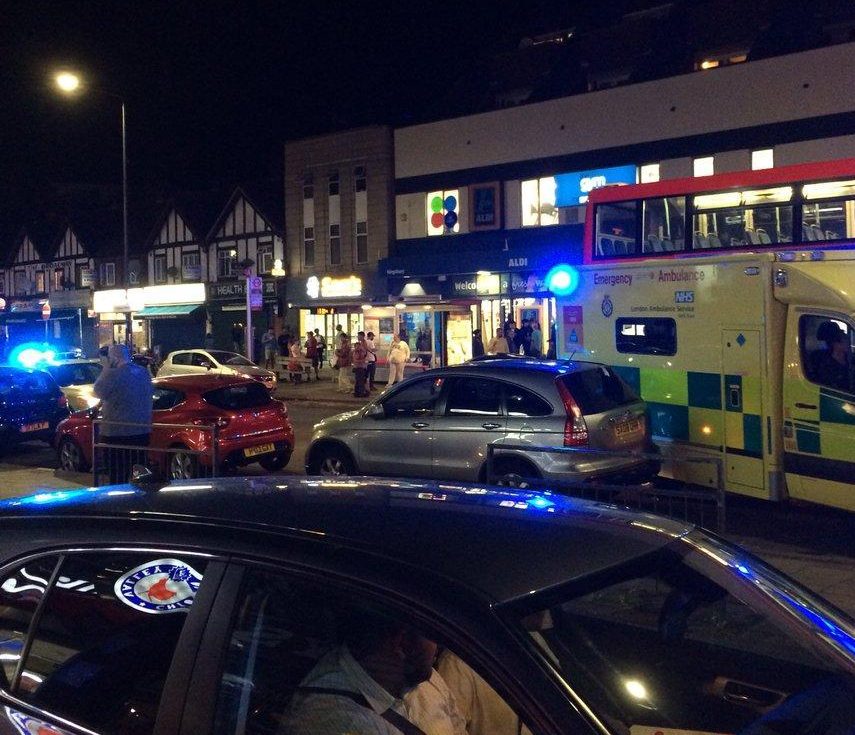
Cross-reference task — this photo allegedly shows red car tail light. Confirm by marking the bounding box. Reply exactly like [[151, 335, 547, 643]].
[[556, 380, 588, 447]]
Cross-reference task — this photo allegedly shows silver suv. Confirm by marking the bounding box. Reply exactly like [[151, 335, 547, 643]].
[[306, 358, 657, 486]]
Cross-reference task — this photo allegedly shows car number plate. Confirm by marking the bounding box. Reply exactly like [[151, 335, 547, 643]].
[[614, 418, 641, 437], [21, 421, 49, 433], [244, 443, 275, 458]]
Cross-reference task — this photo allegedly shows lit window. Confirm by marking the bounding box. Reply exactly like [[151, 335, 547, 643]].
[[803, 179, 855, 200], [699, 59, 720, 70], [751, 149, 774, 171], [217, 249, 236, 278], [640, 164, 660, 183], [521, 177, 558, 227], [426, 190, 460, 235], [693, 157, 715, 177]]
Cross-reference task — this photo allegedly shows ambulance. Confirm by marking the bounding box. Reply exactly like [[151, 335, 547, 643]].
[[552, 159, 855, 511]]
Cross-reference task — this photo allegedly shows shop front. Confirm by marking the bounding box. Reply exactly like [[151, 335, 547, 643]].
[[0, 290, 97, 356], [207, 279, 279, 355], [92, 284, 206, 356]]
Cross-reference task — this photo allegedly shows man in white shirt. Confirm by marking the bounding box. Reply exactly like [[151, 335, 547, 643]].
[[282, 610, 465, 735]]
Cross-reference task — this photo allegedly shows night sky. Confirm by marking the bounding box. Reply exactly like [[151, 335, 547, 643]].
[[0, 1, 671, 226]]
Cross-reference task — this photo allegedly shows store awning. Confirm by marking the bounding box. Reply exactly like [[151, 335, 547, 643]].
[[135, 304, 202, 317]]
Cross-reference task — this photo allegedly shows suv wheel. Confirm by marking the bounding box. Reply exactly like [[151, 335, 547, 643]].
[[493, 459, 539, 489], [310, 445, 354, 476]]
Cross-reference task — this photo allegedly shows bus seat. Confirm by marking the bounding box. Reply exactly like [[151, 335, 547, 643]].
[[745, 228, 760, 244], [810, 224, 825, 240], [756, 228, 772, 244], [693, 232, 709, 249], [646, 235, 662, 252], [707, 233, 723, 248], [661, 238, 674, 251], [802, 222, 815, 241], [825, 230, 839, 240]]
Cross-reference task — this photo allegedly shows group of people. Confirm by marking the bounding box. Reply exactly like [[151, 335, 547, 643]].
[[473, 318, 551, 358], [333, 329, 412, 397]]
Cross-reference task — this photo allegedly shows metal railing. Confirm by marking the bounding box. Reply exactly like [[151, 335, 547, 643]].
[[92, 419, 219, 487], [485, 443, 726, 531]]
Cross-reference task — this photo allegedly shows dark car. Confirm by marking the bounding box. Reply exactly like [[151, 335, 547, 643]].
[[0, 478, 852, 735], [0, 366, 69, 455]]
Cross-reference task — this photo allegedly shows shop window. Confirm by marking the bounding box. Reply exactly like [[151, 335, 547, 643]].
[[35, 270, 46, 293], [303, 227, 315, 268], [15, 552, 208, 734], [354, 165, 366, 193], [154, 256, 167, 284], [445, 377, 502, 416], [328, 172, 339, 196], [693, 156, 715, 177], [257, 244, 273, 273], [751, 149, 774, 171], [799, 314, 853, 394], [427, 189, 460, 235], [521, 177, 558, 227], [643, 197, 686, 253], [693, 187, 793, 248], [640, 163, 660, 183], [595, 201, 638, 257], [615, 317, 677, 356], [355, 221, 368, 264], [217, 249, 236, 279], [381, 376, 443, 417], [99, 262, 115, 287], [329, 224, 341, 266]]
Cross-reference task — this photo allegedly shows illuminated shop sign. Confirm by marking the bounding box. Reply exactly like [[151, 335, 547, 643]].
[[92, 283, 206, 313], [555, 165, 637, 206], [306, 275, 363, 299]]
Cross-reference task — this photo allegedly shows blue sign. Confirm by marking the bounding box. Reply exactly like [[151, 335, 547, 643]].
[[554, 164, 637, 206]]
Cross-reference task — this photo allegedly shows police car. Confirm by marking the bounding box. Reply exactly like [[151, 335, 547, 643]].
[[0, 478, 852, 735]]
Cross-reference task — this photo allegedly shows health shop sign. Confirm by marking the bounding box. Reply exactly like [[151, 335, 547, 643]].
[[555, 165, 637, 205], [208, 280, 277, 301]]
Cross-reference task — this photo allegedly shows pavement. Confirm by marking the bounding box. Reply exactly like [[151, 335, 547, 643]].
[[273, 369, 382, 407]]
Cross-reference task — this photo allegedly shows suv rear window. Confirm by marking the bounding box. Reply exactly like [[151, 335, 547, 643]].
[[203, 382, 271, 410], [559, 366, 639, 415]]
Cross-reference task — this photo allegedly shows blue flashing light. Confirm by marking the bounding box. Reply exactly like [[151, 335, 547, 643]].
[[8, 342, 58, 369], [529, 495, 554, 510], [545, 264, 580, 297]]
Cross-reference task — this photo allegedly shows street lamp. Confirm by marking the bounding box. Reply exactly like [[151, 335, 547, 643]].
[[54, 69, 132, 347]]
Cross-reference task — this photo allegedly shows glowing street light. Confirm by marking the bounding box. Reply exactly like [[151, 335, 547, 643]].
[[55, 71, 81, 93]]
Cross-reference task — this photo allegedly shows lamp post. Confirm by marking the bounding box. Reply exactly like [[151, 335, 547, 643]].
[[53, 70, 132, 348]]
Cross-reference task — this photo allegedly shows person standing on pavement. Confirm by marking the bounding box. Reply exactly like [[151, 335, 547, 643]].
[[352, 331, 369, 398], [261, 327, 276, 370], [304, 331, 320, 380], [314, 329, 326, 370], [93, 344, 152, 484], [387, 332, 410, 386], [335, 332, 353, 393], [471, 329, 485, 358], [231, 322, 243, 354], [530, 321, 543, 358], [487, 328, 510, 355], [365, 331, 378, 390]]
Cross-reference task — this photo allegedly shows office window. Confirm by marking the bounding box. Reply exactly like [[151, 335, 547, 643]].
[[427, 189, 461, 235], [303, 176, 314, 200], [751, 149, 774, 171], [640, 163, 660, 183], [329, 224, 341, 266], [218, 248, 236, 278], [154, 256, 167, 284], [304, 227, 315, 267], [521, 177, 558, 227], [354, 165, 366, 193], [100, 262, 115, 287], [257, 244, 273, 273], [693, 157, 715, 177], [328, 172, 339, 196], [355, 221, 368, 264]]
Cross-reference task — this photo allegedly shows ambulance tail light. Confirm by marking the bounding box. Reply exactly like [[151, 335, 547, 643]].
[[557, 380, 589, 447]]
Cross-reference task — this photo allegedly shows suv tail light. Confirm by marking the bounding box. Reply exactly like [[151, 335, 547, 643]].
[[556, 380, 588, 447]]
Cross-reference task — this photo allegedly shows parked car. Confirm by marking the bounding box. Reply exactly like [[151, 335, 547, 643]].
[[55, 373, 293, 478], [0, 366, 69, 455], [157, 348, 277, 391], [0, 478, 852, 735], [40, 358, 103, 411], [307, 358, 658, 485]]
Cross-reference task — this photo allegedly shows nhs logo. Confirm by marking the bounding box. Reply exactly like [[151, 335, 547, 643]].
[[675, 290, 694, 303]]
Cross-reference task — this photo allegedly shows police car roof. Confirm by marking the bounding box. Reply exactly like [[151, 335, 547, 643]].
[[0, 477, 690, 603]]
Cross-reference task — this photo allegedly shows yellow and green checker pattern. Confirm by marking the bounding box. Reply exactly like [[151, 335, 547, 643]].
[[612, 365, 763, 457]]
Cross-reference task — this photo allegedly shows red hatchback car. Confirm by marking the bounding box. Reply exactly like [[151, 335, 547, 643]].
[[55, 374, 294, 479]]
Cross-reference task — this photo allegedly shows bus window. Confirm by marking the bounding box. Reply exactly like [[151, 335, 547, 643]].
[[802, 179, 855, 241], [692, 187, 793, 249], [642, 197, 685, 253], [596, 202, 637, 257], [615, 317, 677, 356]]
